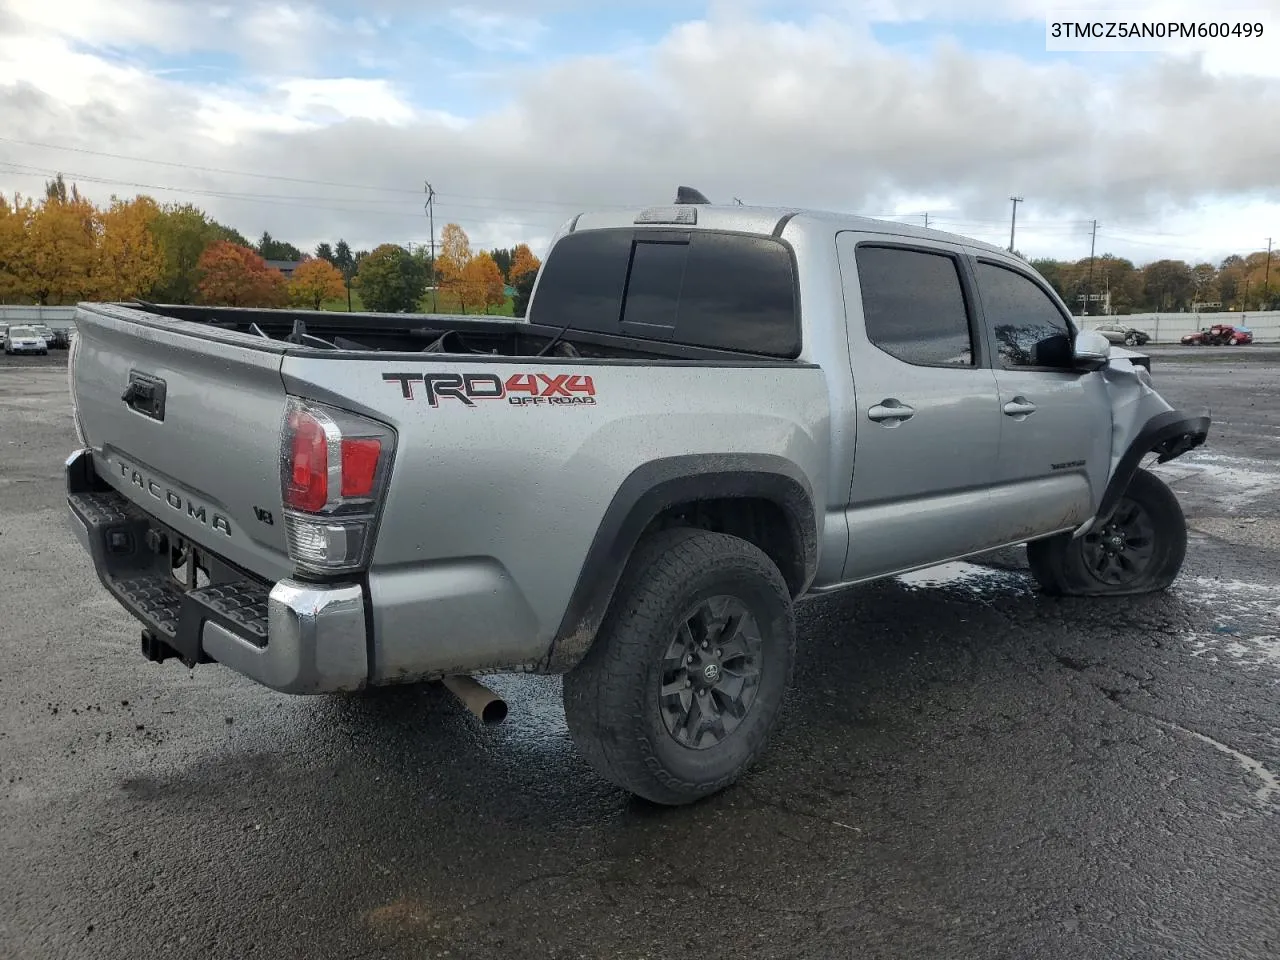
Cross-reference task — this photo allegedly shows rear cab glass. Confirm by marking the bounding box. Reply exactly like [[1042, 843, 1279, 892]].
[[528, 228, 801, 357]]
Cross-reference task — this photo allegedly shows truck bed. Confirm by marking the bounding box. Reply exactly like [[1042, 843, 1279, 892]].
[[66, 300, 828, 688], [121, 302, 798, 365]]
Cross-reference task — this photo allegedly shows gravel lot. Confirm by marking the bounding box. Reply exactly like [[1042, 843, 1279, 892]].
[[2, 350, 1278, 960]]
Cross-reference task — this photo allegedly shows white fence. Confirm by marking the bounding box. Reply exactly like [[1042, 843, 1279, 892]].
[[1077, 311, 1280, 344], [0, 305, 76, 329]]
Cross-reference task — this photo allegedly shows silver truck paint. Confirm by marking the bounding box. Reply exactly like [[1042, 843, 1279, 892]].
[[65, 202, 1209, 695]]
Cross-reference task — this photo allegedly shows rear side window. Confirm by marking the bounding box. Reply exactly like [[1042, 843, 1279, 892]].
[[854, 245, 974, 367], [528, 229, 800, 357]]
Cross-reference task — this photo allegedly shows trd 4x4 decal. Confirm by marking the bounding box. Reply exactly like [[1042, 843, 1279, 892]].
[[383, 372, 597, 407]]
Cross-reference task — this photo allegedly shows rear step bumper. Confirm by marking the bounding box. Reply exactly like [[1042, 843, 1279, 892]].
[[65, 448, 369, 694]]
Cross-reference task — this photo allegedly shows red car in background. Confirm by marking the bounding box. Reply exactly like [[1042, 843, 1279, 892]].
[[1181, 324, 1253, 346]]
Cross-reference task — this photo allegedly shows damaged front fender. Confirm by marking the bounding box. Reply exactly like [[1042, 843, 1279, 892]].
[[1076, 356, 1210, 536]]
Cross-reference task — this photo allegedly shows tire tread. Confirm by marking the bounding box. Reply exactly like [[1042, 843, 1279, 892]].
[[563, 527, 795, 805]]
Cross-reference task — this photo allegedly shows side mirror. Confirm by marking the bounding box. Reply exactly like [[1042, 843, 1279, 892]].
[[1073, 330, 1111, 371]]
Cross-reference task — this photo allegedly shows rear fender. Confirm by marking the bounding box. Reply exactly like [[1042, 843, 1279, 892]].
[[1078, 358, 1209, 535], [547, 454, 817, 672]]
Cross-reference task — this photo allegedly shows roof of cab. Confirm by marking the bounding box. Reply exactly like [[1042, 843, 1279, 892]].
[[564, 188, 1014, 260]]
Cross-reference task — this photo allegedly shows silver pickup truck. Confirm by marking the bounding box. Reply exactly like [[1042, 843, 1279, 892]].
[[64, 190, 1210, 805]]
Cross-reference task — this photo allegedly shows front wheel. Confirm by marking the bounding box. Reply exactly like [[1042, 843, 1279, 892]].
[[562, 527, 796, 805], [1027, 467, 1187, 597], [1125, 334, 1138, 346]]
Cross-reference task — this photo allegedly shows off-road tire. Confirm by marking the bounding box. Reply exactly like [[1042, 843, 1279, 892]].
[[1027, 467, 1187, 597], [562, 527, 796, 805]]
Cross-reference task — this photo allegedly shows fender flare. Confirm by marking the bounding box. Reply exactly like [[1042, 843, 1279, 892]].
[[546, 454, 818, 672], [1092, 407, 1210, 528]]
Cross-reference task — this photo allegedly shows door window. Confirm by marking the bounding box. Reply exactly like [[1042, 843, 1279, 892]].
[[854, 245, 975, 367], [975, 261, 1074, 369]]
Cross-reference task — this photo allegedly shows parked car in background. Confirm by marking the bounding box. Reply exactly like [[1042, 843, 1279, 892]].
[[0, 324, 8, 348], [1093, 322, 1150, 346], [31, 324, 56, 348], [49, 327, 72, 349], [1181, 324, 1253, 346], [3, 325, 48, 355]]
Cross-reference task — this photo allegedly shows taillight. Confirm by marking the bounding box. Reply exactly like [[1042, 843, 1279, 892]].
[[279, 397, 395, 575]]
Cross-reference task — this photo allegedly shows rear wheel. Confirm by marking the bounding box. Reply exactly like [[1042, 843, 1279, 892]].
[[562, 527, 796, 805], [1027, 468, 1187, 596]]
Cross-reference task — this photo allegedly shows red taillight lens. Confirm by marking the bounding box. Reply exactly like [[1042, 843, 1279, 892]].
[[285, 410, 329, 512], [280, 396, 396, 574], [340, 438, 381, 498]]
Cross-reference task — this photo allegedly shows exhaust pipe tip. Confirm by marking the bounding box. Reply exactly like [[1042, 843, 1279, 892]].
[[441, 675, 508, 725]]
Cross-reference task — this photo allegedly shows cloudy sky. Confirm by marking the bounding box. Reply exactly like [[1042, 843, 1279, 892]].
[[1, 0, 1278, 266]]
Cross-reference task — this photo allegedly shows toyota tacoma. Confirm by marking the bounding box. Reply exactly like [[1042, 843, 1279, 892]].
[[64, 189, 1210, 805]]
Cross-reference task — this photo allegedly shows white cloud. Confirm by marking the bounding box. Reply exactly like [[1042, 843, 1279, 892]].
[[1, 0, 1279, 263]]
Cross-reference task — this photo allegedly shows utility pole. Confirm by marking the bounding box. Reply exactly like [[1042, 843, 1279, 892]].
[[1266, 237, 1273, 307], [423, 181, 438, 312], [1008, 196, 1023, 253], [923, 212, 930, 229], [1085, 219, 1098, 316]]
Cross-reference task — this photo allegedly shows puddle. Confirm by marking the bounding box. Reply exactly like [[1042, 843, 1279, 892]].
[[895, 560, 1026, 593]]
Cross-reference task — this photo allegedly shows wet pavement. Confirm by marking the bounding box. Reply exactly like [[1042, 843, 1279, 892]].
[[2, 356, 1278, 960]]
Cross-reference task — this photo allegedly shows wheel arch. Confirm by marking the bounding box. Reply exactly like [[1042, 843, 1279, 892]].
[[1091, 408, 1210, 530], [546, 454, 818, 672]]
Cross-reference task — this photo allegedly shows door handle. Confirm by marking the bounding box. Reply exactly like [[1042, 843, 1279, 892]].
[[867, 399, 915, 424], [1002, 397, 1037, 418]]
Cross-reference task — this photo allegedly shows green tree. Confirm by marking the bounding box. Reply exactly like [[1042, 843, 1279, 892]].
[[354, 243, 426, 313], [257, 231, 303, 261], [488, 246, 514, 280], [332, 239, 355, 310], [1142, 259, 1195, 312], [149, 203, 247, 303], [315, 242, 335, 263]]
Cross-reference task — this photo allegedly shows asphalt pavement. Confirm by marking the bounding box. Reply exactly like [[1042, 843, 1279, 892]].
[[1, 351, 1278, 960]]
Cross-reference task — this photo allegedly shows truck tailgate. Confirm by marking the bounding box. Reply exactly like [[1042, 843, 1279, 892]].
[[71, 306, 294, 583]]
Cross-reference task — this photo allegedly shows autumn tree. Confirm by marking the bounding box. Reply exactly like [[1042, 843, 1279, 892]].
[[95, 196, 163, 301], [196, 241, 288, 307], [508, 243, 541, 316], [22, 180, 100, 305], [435, 223, 474, 310], [354, 243, 426, 313], [465, 251, 506, 313], [149, 203, 245, 303], [0, 193, 32, 302], [289, 257, 347, 310]]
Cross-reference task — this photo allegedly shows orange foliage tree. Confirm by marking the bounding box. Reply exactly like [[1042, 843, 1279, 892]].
[[22, 182, 100, 304], [508, 242, 542, 316], [288, 257, 346, 310], [435, 222, 474, 311], [95, 196, 163, 301], [0, 193, 33, 302], [508, 243, 541, 283], [465, 251, 507, 313], [196, 241, 288, 307]]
